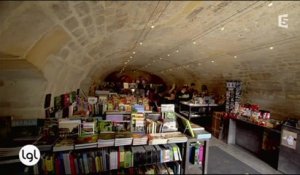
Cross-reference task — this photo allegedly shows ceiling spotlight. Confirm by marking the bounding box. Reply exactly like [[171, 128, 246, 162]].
[[139, 42, 143, 45], [211, 60, 215, 63], [268, 2, 273, 7], [167, 54, 170, 57], [193, 41, 197, 45], [130, 56, 133, 59], [221, 27, 225, 31], [133, 51, 136, 54], [159, 57, 163, 60], [176, 50, 179, 53], [151, 25, 155, 29], [269, 46, 274, 50], [234, 56, 237, 58]]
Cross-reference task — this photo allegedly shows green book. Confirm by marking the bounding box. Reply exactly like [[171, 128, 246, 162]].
[[98, 120, 113, 132], [124, 148, 132, 168]]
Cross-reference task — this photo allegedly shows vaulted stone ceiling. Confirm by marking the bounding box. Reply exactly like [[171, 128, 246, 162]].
[[0, 1, 300, 119]]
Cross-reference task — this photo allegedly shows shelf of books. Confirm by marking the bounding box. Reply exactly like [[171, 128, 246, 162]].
[[0, 92, 211, 175], [176, 113, 211, 174]]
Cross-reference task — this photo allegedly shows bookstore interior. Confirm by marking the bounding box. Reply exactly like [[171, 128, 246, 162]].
[[0, 1, 300, 175]]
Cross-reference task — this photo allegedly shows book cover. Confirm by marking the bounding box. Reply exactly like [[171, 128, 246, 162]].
[[98, 120, 113, 132], [198, 144, 204, 165], [124, 148, 132, 168]]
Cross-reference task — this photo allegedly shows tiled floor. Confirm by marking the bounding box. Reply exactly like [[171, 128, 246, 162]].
[[206, 136, 282, 174]]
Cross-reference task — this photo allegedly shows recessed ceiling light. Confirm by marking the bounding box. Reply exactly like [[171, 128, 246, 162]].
[[159, 57, 163, 60], [269, 46, 274, 50], [139, 42, 143, 45], [167, 54, 170, 57], [268, 2, 273, 7], [151, 25, 155, 29], [234, 56, 237, 58], [193, 41, 197, 45], [221, 27, 225, 31], [130, 56, 133, 59], [176, 50, 179, 53], [211, 60, 215, 63], [133, 51, 136, 54]]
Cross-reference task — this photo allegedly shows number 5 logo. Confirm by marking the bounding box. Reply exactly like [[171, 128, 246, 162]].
[[278, 14, 288, 28]]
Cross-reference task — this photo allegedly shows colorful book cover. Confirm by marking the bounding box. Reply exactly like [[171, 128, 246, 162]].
[[198, 144, 204, 165], [98, 120, 113, 132]]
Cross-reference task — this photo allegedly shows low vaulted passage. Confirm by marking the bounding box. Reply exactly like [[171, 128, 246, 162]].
[[0, 1, 300, 119]]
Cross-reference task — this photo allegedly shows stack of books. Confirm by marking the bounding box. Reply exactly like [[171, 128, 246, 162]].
[[148, 133, 168, 145], [98, 133, 115, 147], [131, 113, 145, 133], [148, 132, 188, 145], [53, 138, 74, 152], [145, 118, 163, 134], [164, 132, 188, 143], [114, 132, 133, 146], [75, 135, 98, 150], [132, 133, 148, 145]]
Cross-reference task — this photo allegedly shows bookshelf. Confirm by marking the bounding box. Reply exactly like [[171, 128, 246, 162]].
[[176, 112, 211, 174], [36, 138, 187, 175], [184, 136, 210, 174], [0, 101, 211, 175]]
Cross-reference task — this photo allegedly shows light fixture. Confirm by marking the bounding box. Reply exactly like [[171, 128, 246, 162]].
[[139, 42, 143, 45], [159, 57, 163, 60], [221, 27, 225, 31], [176, 50, 179, 53], [234, 56, 237, 58], [167, 54, 170, 57], [268, 2, 273, 7], [151, 25, 155, 29], [130, 56, 133, 59], [269, 46, 274, 50], [211, 60, 215, 63], [193, 41, 197, 45], [133, 51, 136, 54]]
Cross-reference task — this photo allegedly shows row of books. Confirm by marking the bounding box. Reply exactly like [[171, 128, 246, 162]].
[[35, 144, 182, 174], [53, 132, 188, 152], [190, 142, 204, 165]]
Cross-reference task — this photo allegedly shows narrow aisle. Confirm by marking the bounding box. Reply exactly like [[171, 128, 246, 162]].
[[208, 137, 281, 174]]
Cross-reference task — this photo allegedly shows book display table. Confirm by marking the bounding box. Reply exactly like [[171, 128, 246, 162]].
[[179, 101, 218, 120]]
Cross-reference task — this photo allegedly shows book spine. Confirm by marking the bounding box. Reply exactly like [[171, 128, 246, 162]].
[[198, 144, 204, 165]]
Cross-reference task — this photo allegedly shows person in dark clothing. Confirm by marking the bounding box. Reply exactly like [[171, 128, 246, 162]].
[[176, 86, 190, 102], [188, 83, 198, 100]]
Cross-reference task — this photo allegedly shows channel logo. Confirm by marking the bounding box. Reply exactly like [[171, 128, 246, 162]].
[[278, 14, 288, 29], [19, 145, 40, 166]]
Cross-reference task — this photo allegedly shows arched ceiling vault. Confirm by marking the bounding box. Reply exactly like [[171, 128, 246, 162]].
[[0, 1, 300, 88]]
